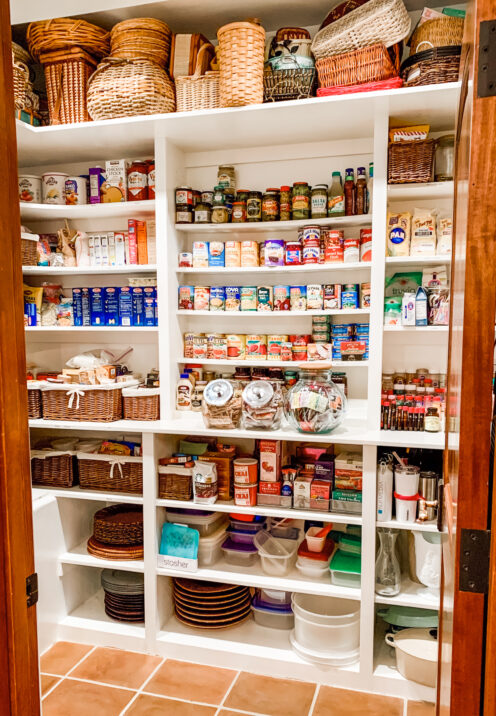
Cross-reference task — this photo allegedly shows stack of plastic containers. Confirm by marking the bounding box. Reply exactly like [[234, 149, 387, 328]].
[[329, 532, 362, 587], [221, 515, 266, 567], [164, 508, 228, 567], [251, 589, 294, 630]]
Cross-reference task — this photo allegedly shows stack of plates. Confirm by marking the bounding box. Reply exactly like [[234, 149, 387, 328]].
[[87, 504, 144, 560], [101, 569, 144, 622], [173, 578, 252, 629]]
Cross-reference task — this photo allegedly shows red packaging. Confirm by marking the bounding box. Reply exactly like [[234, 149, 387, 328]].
[[360, 228, 372, 262], [324, 230, 344, 263], [259, 440, 281, 481], [310, 478, 332, 501], [127, 220, 139, 265], [290, 334, 311, 345], [302, 237, 320, 264], [259, 480, 282, 495]]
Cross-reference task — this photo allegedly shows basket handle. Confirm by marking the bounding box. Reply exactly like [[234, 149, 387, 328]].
[[415, 40, 434, 53], [191, 43, 215, 79], [87, 55, 153, 85]]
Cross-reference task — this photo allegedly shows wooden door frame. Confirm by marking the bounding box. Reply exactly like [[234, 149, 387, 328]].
[[0, 0, 40, 712]]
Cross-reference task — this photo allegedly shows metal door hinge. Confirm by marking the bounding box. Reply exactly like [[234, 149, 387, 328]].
[[459, 529, 491, 593], [478, 21, 496, 97], [26, 573, 38, 607]]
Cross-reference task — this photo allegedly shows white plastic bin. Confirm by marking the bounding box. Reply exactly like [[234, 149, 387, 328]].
[[292, 594, 360, 655], [198, 524, 228, 567]]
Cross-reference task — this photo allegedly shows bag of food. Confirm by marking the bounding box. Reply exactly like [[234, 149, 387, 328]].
[[437, 214, 452, 255], [192, 460, 218, 505], [411, 208, 437, 256], [387, 212, 411, 256]]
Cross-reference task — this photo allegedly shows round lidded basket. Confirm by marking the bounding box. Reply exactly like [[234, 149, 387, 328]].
[[93, 504, 143, 545], [26, 17, 110, 62], [110, 18, 172, 68], [217, 20, 266, 107], [87, 57, 176, 121]]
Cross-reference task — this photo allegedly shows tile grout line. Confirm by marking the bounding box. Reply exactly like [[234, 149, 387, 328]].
[[41, 645, 97, 701], [118, 655, 167, 715], [214, 670, 241, 716], [307, 683, 320, 716], [39, 675, 63, 702], [64, 645, 98, 678]]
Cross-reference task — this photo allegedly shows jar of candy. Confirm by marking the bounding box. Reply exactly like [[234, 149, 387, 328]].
[[242, 380, 284, 430], [284, 364, 347, 433], [202, 378, 243, 429]]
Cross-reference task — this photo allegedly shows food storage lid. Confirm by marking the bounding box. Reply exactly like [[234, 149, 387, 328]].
[[242, 380, 274, 408], [254, 531, 297, 557], [260, 588, 292, 604], [204, 379, 233, 406], [229, 518, 267, 533], [338, 534, 362, 555], [330, 551, 361, 574], [252, 595, 293, 614], [221, 537, 258, 553], [378, 606, 439, 629], [166, 508, 215, 519], [296, 557, 330, 571], [198, 523, 229, 546], [298, 538, 335, 561]]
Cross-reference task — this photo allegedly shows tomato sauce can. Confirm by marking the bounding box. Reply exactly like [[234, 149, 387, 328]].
[[268, 335, 288, 360], [227, 334, 246, 360], [360, 228, 372, 262], [193, 335, 208, 359], [178, 285, 194, 310], [246, 334, 267, 360], [273, 285, 290, 311], [206, 333, 223, 358]]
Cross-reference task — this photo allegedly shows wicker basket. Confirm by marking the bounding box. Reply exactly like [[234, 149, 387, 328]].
[[122, 387, 160, 421], [263, 52, 316, 102], [27, 381, 44, 418], [388, 139, 438, 184], [93, 504, 143, 545], [217, 21, 266, 107], [40, 382, 126, 422], [27, 18, 110, 62], [39, 48, 98, 125], [21, 235, 38, 265], [410, 16, 464, 54], [317, 76, 403, 96], [110, 18, 172, 68], [176, 45, 220, 112], [316, 43, 398, 89], [87, 57, 176, 121], [158, 465, 193, 500], [12, 53, 30, 110], [312, 0, 411, 58], [31, 450, 77, 488], [401, 45, 461, 87], [78, 453, 143, 494]]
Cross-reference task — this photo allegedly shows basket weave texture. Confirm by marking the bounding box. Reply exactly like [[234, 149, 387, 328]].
[[388, 139, 437, 184], [78, 454, 143, 494], [21, 237, 38, 266], [311, 0, 411, 58], [410, 16, 464, 54], [158, 469, 193, 500], [263, 65, 316, 102], [26, 18, 110, 62], [217, 21, 266, 107], [41, 384, 123, 422], [93, 504, 143, 545], [316, 43, 398, 89], [123, 393, 160, 421], [401, 46, 461, 86], [87, 57, 176, 121], [13, 53, 30, 110], [39, 48, 97, 125], [31, 452, 76, 488], [176, 44, 220, 112], [110, 18, 172, 68], [27, 387, 42, 418]]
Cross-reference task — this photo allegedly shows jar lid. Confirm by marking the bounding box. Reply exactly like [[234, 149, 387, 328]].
[[243, 380, 274, 408], [204, 379, 233, 407], [313, 184, 328, 190], [280, 185, 291, 191]]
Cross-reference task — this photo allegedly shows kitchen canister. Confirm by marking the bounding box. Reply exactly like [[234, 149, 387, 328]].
[[18, 175, 42, 203], [217, 20, 266, 107], [41, 172, 68, 204]]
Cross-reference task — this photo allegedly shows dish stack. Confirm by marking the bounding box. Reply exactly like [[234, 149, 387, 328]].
[[311, 0, 412, 95], [101, 569, 145, 622], [172, 578, 252, 629], [87, 504, 144, 560], [401, 13, 464, 87]]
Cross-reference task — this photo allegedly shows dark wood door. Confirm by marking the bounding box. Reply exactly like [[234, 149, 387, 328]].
[[0, 0, 40, 713], [438, 1, 496, 713]]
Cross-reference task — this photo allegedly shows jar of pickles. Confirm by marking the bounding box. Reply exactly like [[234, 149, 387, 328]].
[[194, 200, 211, 223], [242, 380, 284, 430], [262, 189, 280, 222], [247, 191, 262, 222], [212, 185, 228, 223], [292, 182, 310, 220], [280, 186, 292, 221], [202, 379, 243, 429], [285, 365, 347, 434], [311, 184, 328, 219]]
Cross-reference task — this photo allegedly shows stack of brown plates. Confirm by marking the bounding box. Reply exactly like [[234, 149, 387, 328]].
[[87, 537, 144, 560], [101, 569, 144, 622], [87, 503, 143, 560], [173, 578, 252, 629]]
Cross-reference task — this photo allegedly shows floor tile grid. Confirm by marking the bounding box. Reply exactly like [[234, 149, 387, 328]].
[[307, 684, 321, 716], [213, 672, 241, 716], [118, 656, 167, 714], [41, 645, 98, 700]]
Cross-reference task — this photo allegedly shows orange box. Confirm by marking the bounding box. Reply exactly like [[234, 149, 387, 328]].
[[258, 440, 281, 482], [136, 220, 148, 265], [259, 480, 281, 495]]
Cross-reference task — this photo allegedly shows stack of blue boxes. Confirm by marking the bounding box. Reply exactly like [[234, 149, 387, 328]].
[[331, 322, 369, 361], [72, 286, 158, 327]]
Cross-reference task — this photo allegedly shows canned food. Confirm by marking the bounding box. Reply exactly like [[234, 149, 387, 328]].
[[246, 334, 267, 360], [178, 285, 194, 310], [361, 282, 371, 308], [264, 239, 285, 267], [193, 335, 208, 359], [227, 334, 246, 360], [323, 230, 344, 263], [292, 344, 308, 361], [210, 286, 226, 311], [281, 343, 293, 361], [18, 175, 42, 203], [240, 241, 259, 267], [42, 172, 68, 204], [225, 241, 241, 267], [290, 285, 307, 311], [302, 225, 321, 242], [206, 333, 223, 358], [65, 176, 87, 205], [312, 315, 329, 325], [285, 240, 302, 265], [225, 286, 241, 311], [257, 286, 273, 312], [194, 286, 210, 311], [343, 237, 360, 263], [290, 334, 311, 345], [323, 284, 342, 310], [273, 285, 290, 311], [192, 241, 209, 268], [341, 287, 359, 309], [302, 237, 320, 264], [307, 284, 324, 310], [178, 252, 193, 267], [268, 335, 288, 360], [184, 331, 196, 358], [240, 286, 257, 311], [360, 228, 372, 262], [211, 336, 228, 360]]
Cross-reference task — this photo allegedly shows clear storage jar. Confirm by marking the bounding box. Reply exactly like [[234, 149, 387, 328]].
[[284, 366, 346, 434], [202, 379, 243, 429], [242, 380, 283, 430]]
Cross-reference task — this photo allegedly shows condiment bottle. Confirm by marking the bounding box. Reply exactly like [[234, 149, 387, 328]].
[[344, 168, 355, 216], [367, 162, 373, 214], [355, 167, 367, 215], [280, 186, 292, 221], [327, 172, 344, 217], [176, 373, 192, 411]]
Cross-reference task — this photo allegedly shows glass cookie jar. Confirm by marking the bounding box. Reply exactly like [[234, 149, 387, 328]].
[[242, 380, 284, 430], [202, 379, 243, 430], [284, 364, 347, 434]]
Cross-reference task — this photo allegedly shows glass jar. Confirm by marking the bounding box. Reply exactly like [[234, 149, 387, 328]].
[[375, 528, 401, 596], [425, 407, 441, 432], [202, 379, 243, 429], [192, 189, 201, 207], [262, 189, 280, 222], [435, 135, 455, 181], [223, 190, 234, 221], [232, 201, 247, 223], [212, 185, 225, 206], [292, 182, 310, 220], [175, 186, 194, 224], [211, 205, 229, 223], [236, 190, 250, 204], [246, 191, 262, 222], [331, 371, 348, 397], [218, 165, 236, 191], [194, 201, 211, 224], [280, 185, 292, 221], [284, 367, 347, 434], [311, 184, 328, 219], [382, 372, 394, 394], [201, 190, 213, 206], [242, 380, 284, 430]]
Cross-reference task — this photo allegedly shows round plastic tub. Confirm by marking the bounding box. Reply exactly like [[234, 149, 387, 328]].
[[198, 524, 228, 567], [221, 538, 259, 567], [253, 530, 298, 576], [290, 631, 360, 666], [260, 588, 292, 606], [251, 597, 294, 630], [292, 594, 360, 655], [166, 509, 227, 537]]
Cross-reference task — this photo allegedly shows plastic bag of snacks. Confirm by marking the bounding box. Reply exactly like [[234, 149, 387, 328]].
[[192, 460, 218, 504]]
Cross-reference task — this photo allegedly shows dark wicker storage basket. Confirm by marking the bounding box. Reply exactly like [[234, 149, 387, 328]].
[[27, 382, 43, 418], [21, 237, 38, 266], [401, 45, 461, 87], [158, 465, 193, 500], [122, 387, 160, 421], [93, 504, 143, 545], [388, 139, 437, 184], [78, 453, 143, 494], [41, 383, 124, 422], [263, 67, 316, 102], [31, 450, 77, 488], [316, 43, 399, 89]]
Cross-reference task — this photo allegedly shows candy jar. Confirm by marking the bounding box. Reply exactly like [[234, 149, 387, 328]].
[[242, 380, 283, 430], [202, 379, 242, 429], [284, 363, 346, 434]]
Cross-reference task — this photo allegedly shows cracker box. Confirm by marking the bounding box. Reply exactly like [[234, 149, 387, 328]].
[[334, 451, 363, 491], [102, 159, 129, 202]]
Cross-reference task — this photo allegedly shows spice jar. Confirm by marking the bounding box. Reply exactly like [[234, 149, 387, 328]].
[[262, 189, 280, 222], [292, 182, 310, 220], [284, 364, 347, 434], [311, 184, 328, 219], [247, 191, 262, 222], [202, 378, 243, 429], [194, 200, 212, 224], [218, 165, 236, 191], [435, 135, 454, 181], [232, 201, 247, 223], [175, 186, 193, 223], [280, 186, 292, 221], [242, 380, 284, 430], [425, 406, 441, 432], [127, 161, 148, 201]]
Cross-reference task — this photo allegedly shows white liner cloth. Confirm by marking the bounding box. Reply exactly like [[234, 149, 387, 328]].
[[30, 450, 76, 459], [77, 452, 143, 479], [122, 387, 160, 397], [41, 380, 139, 410]]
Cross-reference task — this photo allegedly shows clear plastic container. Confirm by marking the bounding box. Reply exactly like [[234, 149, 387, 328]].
[[330, 551, 361, 588], [229, 518, 267, 534], [166, 509, 227, 538], [221, 538, 259, 567], [251, 597, 294, 630], [253, 531, 298, 576], [198, 524, 228, 567], [292, 594, 360, 655], [338, 534, 362, 556], [260, 588, 292, 606], [227, 528, 257, 545], [296, 558, 330, 579], [305, 526, 329, 552]]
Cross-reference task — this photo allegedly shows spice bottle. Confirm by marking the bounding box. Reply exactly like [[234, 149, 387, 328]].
[[367, 162, 373, 214], [355, 167, 367, 215], [344, 168, 355, 216], [328, 172, 344, 217], [280, 186, 292, 221], [292, 182, 310, 220], [311, 184, 328, 219]]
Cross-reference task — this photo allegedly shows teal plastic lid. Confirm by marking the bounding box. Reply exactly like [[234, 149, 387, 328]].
[[377, 606, 439, 628], [330, 551, 361, 574]]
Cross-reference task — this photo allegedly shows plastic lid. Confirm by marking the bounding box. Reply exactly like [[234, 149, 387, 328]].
[[180, 373, 189, 379], [221, 537, 258, 553], [377, 606, 438, 628], [243, 380, 274, 408], [332, 171, 341, 177], [339, 534, 362, 555], [252, 595, 293, 613], [330, 551, 361, 574], [204, 379, 233, 406], [298, 538, 335, 561]]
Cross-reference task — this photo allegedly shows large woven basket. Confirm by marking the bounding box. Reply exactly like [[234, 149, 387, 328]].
[[40, 382, 125, 422], [27, 381, 44, 418], [263, 66, 316, 102], [158, 465, 193, 500], [12, 53, 30, 110], [312, 0, 411, 58], [21, 235, 38, 265], [110, 18, 172, 68], [93, 504, 143, 545], [217, 21, 266, 107], [39, 48, 98, 124], [401, 45, 461, 87], [316, 43, 398, 89], [122, 387, 160, 421], [388, 139, 438, 184], [410, 16, 464, 54], [78, 453, 143, 494], [87, 57, 176, 121], [176, 44, 220, 112], [27, 18, 110, 62], [31, 450, 77, 488]]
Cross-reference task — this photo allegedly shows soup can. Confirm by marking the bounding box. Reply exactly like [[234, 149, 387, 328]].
[[360, 228, 372, 262], [323, 284, 342, 310], [257, 286, 273, 312], [227, 334, 246, 360], [225, 286, 241, 311], [307, 284, 324, 310], [210, 286, 226, 311], [324, 229, 344, 263], [273, 285, 290, 311], [240, 286, 257, 311], [343, 237, 360, 263], [290, 285, 307, 311], [206, 333, 223, 358], [341, 285, 359, 309]]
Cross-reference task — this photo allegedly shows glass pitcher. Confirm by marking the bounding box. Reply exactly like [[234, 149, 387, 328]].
[[375, 528, 401, 596]]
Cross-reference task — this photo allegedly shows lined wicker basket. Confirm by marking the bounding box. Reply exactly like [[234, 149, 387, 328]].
[[39, 48, 98, 124], [87, 57, 176, 121], [410, 16, 464, 54], [316, 43, 398, 89], [26, 18, 110, 62], [31, 450, 77, 488], [110, 18, 172, 68], [217, 21, 266, 107], [27, 381, 44, 418], [40, 382, 126, 422], [12, 53, 30, 110], [388, 139, 438, 184], [176, 44, 219, 112], [122, 387, 160, 421], [78, 453, 143, 494], [317, 76, 403, 95], [263, 66, 316, 102], [311, 0, 411, 58], [21, 235, 38, 265], [401, 45, 461, 87], [158, 465, 193, 500], [93, 504, 143, 545]]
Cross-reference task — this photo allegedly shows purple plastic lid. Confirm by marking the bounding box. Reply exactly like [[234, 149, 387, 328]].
[[221, 537, 258, 553], [252, 595, 293, 613], [168, 508, 215, 517]]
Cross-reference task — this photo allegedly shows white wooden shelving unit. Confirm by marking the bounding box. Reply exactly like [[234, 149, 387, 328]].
[[16, 0, 458, 702]]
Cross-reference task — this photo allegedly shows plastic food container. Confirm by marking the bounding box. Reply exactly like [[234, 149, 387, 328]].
[[229, 518, 267, 533], [330, 551, 361, 588], [296, 558, 330, 579], [292, 593, 360, 656], [165, 509, 227, 538], [385, 628, 438, 687], [305, 526, 329, 552], [270, 525, 300, 540], [296, 537, 334, 577], [338, 534, 362, 556], [221, 537, 259, 566], [198, 524, 228, 567], [253, 530, 298, 576], [227, 528, 257, 545], [290, 631, 360, 667], [251, 596, 294, 630], [260, 588, 292, 606]]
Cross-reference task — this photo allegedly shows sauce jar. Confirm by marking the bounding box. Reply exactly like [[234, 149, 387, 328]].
[[262, 189, 280, 222], [247, 191, 262, 222], [232, 201, 247, 223], [194, 201, 212, 224], [127, 161, 148, 201], [201, 190, 213, 206], [175, 186, 193, 224], [218, 165, 236, 191], [311, 184, 328, 219], [280, 186, 292, 221], [292, 182, 310, 220], [146, 160, 155, 199]]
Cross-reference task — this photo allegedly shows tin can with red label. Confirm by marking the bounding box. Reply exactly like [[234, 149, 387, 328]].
[[324, 229, 344, 263], [360, 228, 372, 262], [344, 238, 360, 263]]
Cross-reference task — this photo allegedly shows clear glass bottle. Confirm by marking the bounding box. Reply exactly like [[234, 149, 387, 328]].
[[435, 135, 454, 181], [375, 528, 401, 596]]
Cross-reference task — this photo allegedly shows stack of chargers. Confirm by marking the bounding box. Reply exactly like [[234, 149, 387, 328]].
[[331, 451, 363, 514], [331, 323, 369, 361], [72, 284, 158, 327]]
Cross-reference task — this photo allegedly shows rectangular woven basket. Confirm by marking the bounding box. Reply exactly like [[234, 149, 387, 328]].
[[78, 453, 143, 494], [388, 139, 437, 183], [31, 451, 77, 488], [316, 44, 398, 89], [21, 236, 38, 266], [39, 47, 97, 124], [122, 387, 160, 421], [41, 383, 124, 422], [27, 383, 43, 419], [158, 465, 193, 500]]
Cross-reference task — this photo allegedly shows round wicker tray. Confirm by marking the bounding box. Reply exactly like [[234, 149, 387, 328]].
[[93, 504, 143, 545]]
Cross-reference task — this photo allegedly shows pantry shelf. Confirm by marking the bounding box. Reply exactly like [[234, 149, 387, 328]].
[[19, 200, 155, 221], [373, 630, 436, 702], [32, 486, 144, 504], [374, 430, 445, 450], [176, 357, 369, 369], [387, 181, 454, 200], [29, 418, 159, 432], [375, 579, 440, 610], [22, 265, 158, 275], [25, 326, 158, 335], [376, 519, 439, 532], [176, 262, 371, 275], [59, 540, 145, 572], [385, 256, 451, 267], [177, 309, 370, 317], [383, 325, 449, 333], [175, 215, 372, 233]]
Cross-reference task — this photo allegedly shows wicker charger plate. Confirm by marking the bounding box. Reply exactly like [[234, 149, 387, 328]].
[[93, 504, 143, 545], [87, 536, 143, 560], [174, 595, 251, 616], [173, 591, 250, 611], [175, 608, 252, 629], [175, 602, 251, 622]]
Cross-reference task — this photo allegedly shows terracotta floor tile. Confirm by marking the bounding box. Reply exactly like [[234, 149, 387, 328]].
[[40, 642, 93, 676], [225, 672, 316, 716], [126, 694, 217, 715], [218, 712, 260, 716], [42, 678, 134, 715], [313, 686, 404, 716], [71, 646, 161, 690], [145, 659, 236, 705], [40, 675, 60, 697], [408, 701, 436, 716]]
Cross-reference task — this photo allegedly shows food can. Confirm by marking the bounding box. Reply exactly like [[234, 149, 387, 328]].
[[194, 286, 210, 311], [290, 334, 311, 345], [234, 482, 257, 506], [323, 284, 342, 310], [225, 286, 241, 311], [211, 336, 228, 360], [225, 241, 241, 267], [246, 334, 267, 360], [307, 284, 324, 310], [240, 286, 257, 311], [273, 285, 290, 311], [319, 238, 325, 264], [208, 241, 225, 267], [341, 285, 359, 309], [192, 241, 209, 268], [18, 175, 42, 203], [302, 237, 320, 264], [183, 332, 196, 358], [312, 315, 329, 326], [178, 252, 193, 267], [178, 285, 194, 310], [41, 172, 68, 204], [264, 239, 285, 267], [360, 228, 372, 262], [285, 240, 302, 265], [292, 344, 308, 361], [65, 176, 87, 205], [210, 286, 226, 311], [193, 335, 208, 358], [290, 285, 307, 311], [233, 458, 258, 484], [206, 333, 223, 359], [268, 335, 288, 360], [324, 229, 344, 263], [343, 237, 360, 263], [257, 286, 273, 312], [361, 282, 371, 308], [240, 241, 259, 267], [302, 225, 321, 242], [281, 343, 293, 361], [227, 334, 246, 360]]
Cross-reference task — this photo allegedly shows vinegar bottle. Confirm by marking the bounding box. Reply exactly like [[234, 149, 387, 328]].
[[344, 168, 355, 216], [355, 167, 367, 215], [327, 172, 345, 217]]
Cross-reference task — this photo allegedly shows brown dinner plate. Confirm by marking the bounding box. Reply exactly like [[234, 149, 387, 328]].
[[174, 602, 251, 623], [173, 592, 250, 613], [173, 578, 241, 595], [174, 609, 252, 630], [173, 587, 249, 607], [173, 582, 246, 601], [87, 536, 143, 560]]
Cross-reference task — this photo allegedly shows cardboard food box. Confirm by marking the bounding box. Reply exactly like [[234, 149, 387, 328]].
[[259, 480, 282, 495], [101, 159, 129, 202], [258, 440, 282, 482], [293, 474, 313, 509]]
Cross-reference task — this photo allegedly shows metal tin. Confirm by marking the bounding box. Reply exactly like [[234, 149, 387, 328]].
[[302, 225, 321, 242], [178, 285, 194, 310], [307, 284, 324, 310], [183, 332, 196, 358], [341, 287, 359, 309], [210, 286, 226, 311], [240, 286, 257, 311], [302, 237, 320, 264], [225, 286, 241, 311], [193, 335, 208, 358], [246, 335, 267, 360], [267, 335, 288, 360], [211, 336, 228, 360], [65, 176, 87, 205], [324, 230, 344, 263], [290, 285, 307, 311], [257, 286, 273, 312], [323, 284, 342, 309], [361, 282, 371, 308], [285, 240, 302, 265], [227, 334, 246, 360], [240, 241, 259, 267], [343, 237, 360, 263], [194, 286, 210, 311], [273, 285, 290, 311], [178, 252, 193, 267], [360, 228, 372, 261], [206, 333, 223, 358]]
